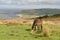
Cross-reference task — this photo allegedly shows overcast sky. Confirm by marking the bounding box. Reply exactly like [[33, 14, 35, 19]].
[[0, 0, 60, 9]]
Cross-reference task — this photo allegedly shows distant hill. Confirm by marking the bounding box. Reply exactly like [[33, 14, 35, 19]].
[[0, 9, 60, 19], [19, 9, 60, 16], [51, 14, 60, 17]]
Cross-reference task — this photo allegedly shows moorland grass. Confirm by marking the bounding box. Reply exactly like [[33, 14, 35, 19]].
[[0, 24, 59, 40]]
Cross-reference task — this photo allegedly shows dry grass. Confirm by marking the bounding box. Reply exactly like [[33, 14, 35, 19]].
[[42, 26, 51, 37], [0, 19, 33, 25], [0, 17, 59, 26]]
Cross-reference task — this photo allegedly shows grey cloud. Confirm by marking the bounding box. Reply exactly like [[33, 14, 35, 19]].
[[0, 0, 60, 5], [0, 0, 60, 9]]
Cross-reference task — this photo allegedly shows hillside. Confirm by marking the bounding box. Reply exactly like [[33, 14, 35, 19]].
[[19, 9, 60, 16]]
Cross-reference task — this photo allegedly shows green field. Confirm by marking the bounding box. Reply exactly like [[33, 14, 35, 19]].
[[0, 24, 60, 40]]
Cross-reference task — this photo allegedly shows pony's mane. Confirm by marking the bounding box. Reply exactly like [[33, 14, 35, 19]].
[[36, 15, 48, 19], [36, 17, 43, 19]]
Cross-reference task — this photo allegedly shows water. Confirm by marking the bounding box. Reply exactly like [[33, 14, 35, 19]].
[[0, 13, 20, 19], [0, 9, 21, 20]]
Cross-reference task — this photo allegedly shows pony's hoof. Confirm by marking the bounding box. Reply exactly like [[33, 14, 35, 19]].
[[30, 30, 34, 34], [30, 30, 36, 35]]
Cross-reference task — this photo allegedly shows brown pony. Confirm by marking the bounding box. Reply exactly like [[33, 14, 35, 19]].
[[31, 16, 52, 37], [31, 17, 43, 32], [31, 15, 48, 32]]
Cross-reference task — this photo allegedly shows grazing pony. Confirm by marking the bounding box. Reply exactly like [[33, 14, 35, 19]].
[[31, 15, 48, 32], [31, 17, 43, 32], [31, 16, 51, 37]]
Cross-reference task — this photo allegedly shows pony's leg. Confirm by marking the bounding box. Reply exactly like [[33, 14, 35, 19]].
[[32, 25, 36, 31], [34, 25, 36, 31], [32, 23, 35, 30], [41, 24, 43, 32], [31, 19, 36, 34], [37, 26, 40, 30], [31, 22, 36, 31], [37, 26, 42, 32], [37, 25, 43, 32], [31, 25, 36, 34]]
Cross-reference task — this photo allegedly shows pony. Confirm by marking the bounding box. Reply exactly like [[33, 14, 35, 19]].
[[31, 17, 43, 32], [31, 15, 51, 37]]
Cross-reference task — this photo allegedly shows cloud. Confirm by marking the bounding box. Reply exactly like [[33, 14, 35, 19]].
[[0, 0, 21, 5], [26, 0, 60, 5], [0, 0, 60, 5], [0, 0, 60, 9]]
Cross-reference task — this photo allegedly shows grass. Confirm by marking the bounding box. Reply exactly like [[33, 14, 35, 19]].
[[0, 24, 60, 40]]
